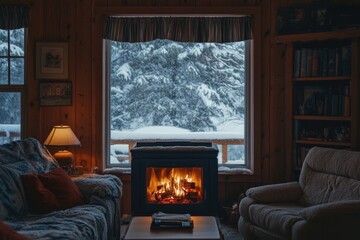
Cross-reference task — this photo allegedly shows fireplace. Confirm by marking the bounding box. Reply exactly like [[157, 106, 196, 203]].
[[131, 141, 218, 216]]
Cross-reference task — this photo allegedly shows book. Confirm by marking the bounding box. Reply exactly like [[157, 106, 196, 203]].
[[151, 212, 193, 230], [306, 48, 313, 77], [341, 45, 351, 76], [293, 49, 301, 77], [311, 48, 320, 77], [151, 219, 194, 230], [300, 48, 308, 77], [328, 48, 336, 76], [322, 47, 328, 76]]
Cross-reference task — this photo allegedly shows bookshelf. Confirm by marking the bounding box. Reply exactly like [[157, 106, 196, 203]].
[[278, 29, 360, 180]]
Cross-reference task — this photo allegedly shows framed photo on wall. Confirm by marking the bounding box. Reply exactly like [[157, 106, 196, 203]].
[[39, 81, 72, 106], [36, 42, 68, 79]]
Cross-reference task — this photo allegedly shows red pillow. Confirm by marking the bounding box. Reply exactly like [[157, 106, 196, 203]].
[[21, 174, 60, 214], [38, 168, 84, 209], [0, 220, 31, 240], [21, 168, 84, 213]]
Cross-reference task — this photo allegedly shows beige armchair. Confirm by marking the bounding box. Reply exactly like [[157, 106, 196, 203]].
[[238, 147, 360, 240]]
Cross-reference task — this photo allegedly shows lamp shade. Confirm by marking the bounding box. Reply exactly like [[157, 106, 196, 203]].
[[44, 125, 81, 146]]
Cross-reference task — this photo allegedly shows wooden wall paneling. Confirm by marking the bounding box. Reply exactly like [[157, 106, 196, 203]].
[[268, 0, 288, 183], [261, 0, 288, 184], [153, 0, 168, 6], [95, 0, 110, 6], [167, 0, 196, 7], [269, 44, 286, 182], [26, 0, 43, 140], [74, 0, 94, 171], [195, 0, 210, 6], [136, 0, 154, 6], [40, 0, 69, 144], [107, 0, 139, 6], [259, 0, 271, 184], [284, 43, 293, 180], [210, 0, 234, 6], [92, 7, 105, 171], [60, 0, 76, 128]]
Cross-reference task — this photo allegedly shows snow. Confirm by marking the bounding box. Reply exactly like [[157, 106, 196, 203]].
[[111, 125, 243, 140], [0, 124, 20, 133], [116, 63, 132, 80]]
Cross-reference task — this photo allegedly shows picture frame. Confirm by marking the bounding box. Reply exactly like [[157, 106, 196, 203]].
[[39, 81, 72, 106], [36, 42, 68, 79]]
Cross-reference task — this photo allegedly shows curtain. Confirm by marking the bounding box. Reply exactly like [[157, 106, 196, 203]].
[[104, 16, 252, 43], [0, 5, 29, 30]]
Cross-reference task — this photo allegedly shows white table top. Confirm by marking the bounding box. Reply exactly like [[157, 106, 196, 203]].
[[124, 216, 221, 240]]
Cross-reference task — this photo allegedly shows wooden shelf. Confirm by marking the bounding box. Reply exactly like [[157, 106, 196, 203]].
[[276, 29, 360, 43], [294, 115, 351, 121], [293, 76, 351, 82], [295, 140, 351, 147]]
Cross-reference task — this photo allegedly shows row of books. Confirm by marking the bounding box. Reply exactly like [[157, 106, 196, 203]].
[[295, 86, 350, 117], [293, 44, 351, 78], [296, 125, 350, 143]]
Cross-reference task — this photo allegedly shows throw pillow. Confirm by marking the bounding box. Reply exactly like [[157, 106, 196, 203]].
[[21, 168, 85, 214], [21, 174, 60, 214], [0, 221, 31, 240], [38, 168, 85, 209]]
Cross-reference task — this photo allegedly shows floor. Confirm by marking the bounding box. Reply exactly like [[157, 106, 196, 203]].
[[120, 216, 244, 240]]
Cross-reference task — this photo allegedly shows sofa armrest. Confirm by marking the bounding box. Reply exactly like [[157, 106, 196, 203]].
[[299, 200, 360, 221], [246, 182, 303, 203], [73, 174, 123, 199]]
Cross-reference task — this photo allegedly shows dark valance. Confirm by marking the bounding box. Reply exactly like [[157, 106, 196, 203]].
[[104, 16, 252, 43], [0, 5, 29, 30]]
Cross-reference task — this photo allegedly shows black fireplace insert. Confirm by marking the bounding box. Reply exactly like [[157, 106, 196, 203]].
[[131, 141, 218, 216]]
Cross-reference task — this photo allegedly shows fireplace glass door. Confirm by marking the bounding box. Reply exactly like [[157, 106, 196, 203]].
[[146, 167, 203, 204]]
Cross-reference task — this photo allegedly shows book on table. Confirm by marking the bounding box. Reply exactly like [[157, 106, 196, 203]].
[[150, 212, 194, 230]]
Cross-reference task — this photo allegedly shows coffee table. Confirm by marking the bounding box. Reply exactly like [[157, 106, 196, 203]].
[[123, 216, 221, 240]]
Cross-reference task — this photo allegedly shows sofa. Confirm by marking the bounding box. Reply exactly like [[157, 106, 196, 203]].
[[0, 138, 123, 240], [239, 146, 360, 240]]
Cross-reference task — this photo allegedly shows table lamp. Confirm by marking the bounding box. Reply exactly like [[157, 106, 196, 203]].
[[44, 125, 81, 169]]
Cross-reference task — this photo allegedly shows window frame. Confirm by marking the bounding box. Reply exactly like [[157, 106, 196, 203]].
[[97, 7, 261, 177], [105, 38, 251, 169], [0, 27, 27, 142]]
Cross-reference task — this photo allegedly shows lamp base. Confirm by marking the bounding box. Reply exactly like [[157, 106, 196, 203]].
[[53, 150, 74, 169]]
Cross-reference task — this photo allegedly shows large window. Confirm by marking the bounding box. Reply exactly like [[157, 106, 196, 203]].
[[104, 16, 254, 171], [0, 27, 25, 144], [0, 5, 28, 144]]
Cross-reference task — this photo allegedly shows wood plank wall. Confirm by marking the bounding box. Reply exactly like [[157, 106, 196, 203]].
[[1, 0, 357, 209]]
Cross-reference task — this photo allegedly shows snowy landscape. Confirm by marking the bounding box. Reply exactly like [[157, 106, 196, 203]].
[[109, 39, 247, 166]]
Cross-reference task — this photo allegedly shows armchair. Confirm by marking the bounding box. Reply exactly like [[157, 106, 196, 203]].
[[239, 147, 360, 240]]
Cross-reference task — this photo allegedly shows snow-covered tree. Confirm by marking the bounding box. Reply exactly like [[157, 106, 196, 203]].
[[109, 39, 246, 133]]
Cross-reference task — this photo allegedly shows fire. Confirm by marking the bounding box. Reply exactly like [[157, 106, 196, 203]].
[[146, 167, 203, 204]]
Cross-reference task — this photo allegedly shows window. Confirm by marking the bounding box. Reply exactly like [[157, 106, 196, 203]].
[[104, 16, 254, 171], [0, 4, 27, 144]]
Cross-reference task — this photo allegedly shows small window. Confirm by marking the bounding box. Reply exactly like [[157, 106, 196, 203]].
[[0, 28, 25, 144]]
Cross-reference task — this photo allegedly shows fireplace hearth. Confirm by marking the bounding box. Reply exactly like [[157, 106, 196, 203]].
[[131, 141, 218, 216]]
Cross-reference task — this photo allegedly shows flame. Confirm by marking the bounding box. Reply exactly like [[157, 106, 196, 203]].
[[146, 167, 203, 204]]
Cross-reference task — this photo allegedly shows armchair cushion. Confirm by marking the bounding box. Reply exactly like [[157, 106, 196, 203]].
[[299, 200, 360, 221], [246, 182, 303, 203], [248, 203, 304, 239]]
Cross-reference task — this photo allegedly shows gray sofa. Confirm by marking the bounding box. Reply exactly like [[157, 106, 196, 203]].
[[0, 138, 122, 240], [239, 146, 360, 240]]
